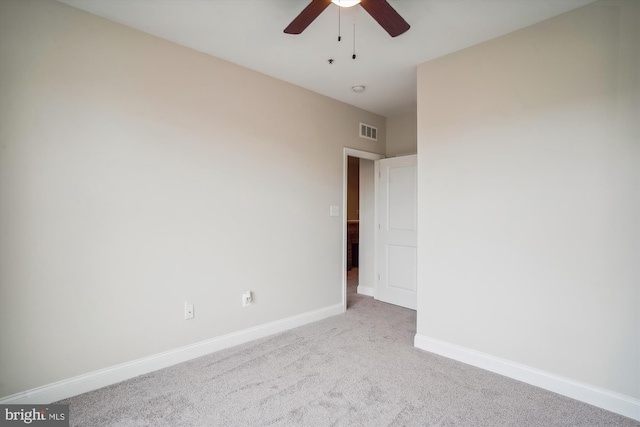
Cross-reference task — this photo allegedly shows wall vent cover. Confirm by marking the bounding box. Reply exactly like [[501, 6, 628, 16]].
[[359, 123, 378, 141]]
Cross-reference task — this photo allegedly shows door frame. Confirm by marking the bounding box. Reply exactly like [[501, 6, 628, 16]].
[[342, 148, 385, 312]]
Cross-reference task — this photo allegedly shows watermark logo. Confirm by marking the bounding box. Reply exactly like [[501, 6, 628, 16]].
[[0, 405, 69, 426]]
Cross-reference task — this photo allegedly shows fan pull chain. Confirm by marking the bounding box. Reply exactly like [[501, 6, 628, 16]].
[[352, 8, 356, 59], [338, 7, 341, 41]]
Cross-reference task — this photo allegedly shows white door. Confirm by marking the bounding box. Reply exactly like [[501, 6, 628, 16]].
[[376, 155, 417, 310]]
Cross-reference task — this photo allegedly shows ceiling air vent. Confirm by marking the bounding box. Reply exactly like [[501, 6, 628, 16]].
[[359, 123, 378, 141]]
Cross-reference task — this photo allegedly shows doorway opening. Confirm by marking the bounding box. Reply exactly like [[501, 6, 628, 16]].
[[346, 156, 360, 303], [342, 148, 384, 312]]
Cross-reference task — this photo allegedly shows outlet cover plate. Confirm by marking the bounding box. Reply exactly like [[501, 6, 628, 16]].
[[242, 291, 252, 307], [185, 302, 194, 320]]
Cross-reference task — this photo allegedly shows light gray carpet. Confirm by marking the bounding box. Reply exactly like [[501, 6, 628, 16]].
[[58, 271, 638, 426]]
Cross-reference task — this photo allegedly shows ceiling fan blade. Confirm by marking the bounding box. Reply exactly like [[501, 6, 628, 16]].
[[284, 0, 333, 34], [360, 0, 410, 37]]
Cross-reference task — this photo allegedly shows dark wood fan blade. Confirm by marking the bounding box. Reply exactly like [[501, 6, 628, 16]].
[[284, 0, 333, 34], [360, 0, 410, 37]]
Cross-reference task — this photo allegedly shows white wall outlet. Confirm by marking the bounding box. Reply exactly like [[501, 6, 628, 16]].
[[242, 291, 252, 307], [329, 205, 340, 217], [184, 302, 194, 320]]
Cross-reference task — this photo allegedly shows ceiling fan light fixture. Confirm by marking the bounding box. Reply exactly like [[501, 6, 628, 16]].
[[331, 0, 361, 8], [284, 0, 409, 37]]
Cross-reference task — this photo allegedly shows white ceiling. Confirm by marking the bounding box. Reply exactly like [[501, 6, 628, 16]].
[[58, 0, 595, 117]]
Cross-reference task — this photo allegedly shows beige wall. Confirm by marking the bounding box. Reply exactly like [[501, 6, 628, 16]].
[[386, 109, 417, 157], [357, 159, 376, 293], [416, 0, 639, 399], [0, 0, 386, 398]]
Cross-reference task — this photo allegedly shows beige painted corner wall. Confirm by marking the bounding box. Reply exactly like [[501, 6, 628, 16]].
[[0, 0, 386, 399], [357, 159, 376, 293], [386, 109, 417, 157], [417, 0, 639, 399]]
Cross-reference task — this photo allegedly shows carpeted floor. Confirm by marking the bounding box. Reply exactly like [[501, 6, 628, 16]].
[[57, 269, 638, 426]]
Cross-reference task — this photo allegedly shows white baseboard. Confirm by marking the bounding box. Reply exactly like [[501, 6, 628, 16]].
[[0, 303, 345, 405], [357, 285, 375, 297], [414, 334, 640, 421]]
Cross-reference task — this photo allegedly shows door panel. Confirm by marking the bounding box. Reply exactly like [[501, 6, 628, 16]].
[[387, 245, 417, 291], [388, 165, 416, 231], [377, 155, 417, 310]]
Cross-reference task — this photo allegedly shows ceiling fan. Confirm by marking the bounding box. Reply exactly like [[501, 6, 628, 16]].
[[284, 0, 410, 38]]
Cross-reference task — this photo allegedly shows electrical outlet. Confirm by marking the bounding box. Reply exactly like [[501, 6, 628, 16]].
[[242, 291, 252, 307], [184, 302, 194, 320]]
